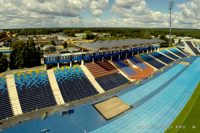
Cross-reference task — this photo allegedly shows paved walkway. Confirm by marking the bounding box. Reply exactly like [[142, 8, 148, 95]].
[[6, 74, 22, 116], [47, 69, 65, 105]]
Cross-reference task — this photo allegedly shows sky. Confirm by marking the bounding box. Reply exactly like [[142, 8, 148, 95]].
[[0, 0, 200, 29]]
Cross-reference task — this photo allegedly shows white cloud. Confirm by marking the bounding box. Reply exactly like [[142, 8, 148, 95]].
[[0, 0, 108, 28], [112, 0, 169, 27], [90, 0, 109, 17], [0, 0, 200, 29]]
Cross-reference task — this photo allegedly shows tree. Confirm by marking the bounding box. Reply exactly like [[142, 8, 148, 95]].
[[160, 34, 170, 47], [178, 38, 181, 43], [63, 42, 68, 49], [11, 40, 24, 50], [86, 33, 96, 40], [10, 39, 41, 69], [50, 40, 56, 46], [0, 53, 8, 72]]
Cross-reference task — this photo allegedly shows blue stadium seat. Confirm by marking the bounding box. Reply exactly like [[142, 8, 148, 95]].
[[113, 60, 135, 76], [140, 54, 165, 69], [151, 52, 173, 64], [96, 73, 129, 91], [0, 76, 13, 120], [129, 56, 147, 70], [54, 66, 98, 103], [15, 71, 56, 113], [169, 48, 186, 58], [161, 50, 179, 60]]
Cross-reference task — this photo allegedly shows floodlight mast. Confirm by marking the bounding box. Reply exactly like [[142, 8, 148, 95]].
[[169, 0, 174, 45]]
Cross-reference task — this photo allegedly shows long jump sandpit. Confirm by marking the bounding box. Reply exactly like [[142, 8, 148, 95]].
[[93, 96, 132, 120]]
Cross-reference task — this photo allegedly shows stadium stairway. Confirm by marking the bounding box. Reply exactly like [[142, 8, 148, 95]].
[[168, 48, 188, 58], [112, 60, 136, 79], [85, 61, 129, 91], [108, 61, 133, 82], [47, 69, 65, 105], [80, 65, 105, 94], [148, 54, 168, 65], [129, 56, 155, 72], [6, 74, 22, 116], [14, 71, 57, 113], [54, 66, 98, 103], [161, 50, 180, 60], [177, 47, 192, 56], [126, 59, 154, 80], [157, 51, 176, 61], [150, 52, 174, 64], [139, 54, 166, 69]]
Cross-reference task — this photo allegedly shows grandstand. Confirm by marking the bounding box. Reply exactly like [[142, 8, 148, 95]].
[[0, 41, 199, 133], [113, 60, 136, 77], [54, 66, 98, 103], [14, 70, 56, 113], [85, 61, 129, 91], [128, 56, 154, 79], [168, 48, 187, 58], [140, 54, 165, 69], [160, 49, 180, 60], [150, 52, 174, 64], [1, 56, 199, 133]]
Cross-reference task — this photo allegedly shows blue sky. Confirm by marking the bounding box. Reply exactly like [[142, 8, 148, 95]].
[[0, 0, 199, 29]]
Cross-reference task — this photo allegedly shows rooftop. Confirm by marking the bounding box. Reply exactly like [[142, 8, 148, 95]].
[[75, 39, 163, 51]]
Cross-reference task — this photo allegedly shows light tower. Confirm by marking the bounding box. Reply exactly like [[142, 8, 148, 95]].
[[168, 0, 174, 45]]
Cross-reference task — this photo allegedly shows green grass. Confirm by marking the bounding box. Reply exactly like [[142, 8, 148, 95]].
[[165, 82, 200, 133]]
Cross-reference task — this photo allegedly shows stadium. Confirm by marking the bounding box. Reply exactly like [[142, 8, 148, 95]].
[[0, 38, 200, 133]]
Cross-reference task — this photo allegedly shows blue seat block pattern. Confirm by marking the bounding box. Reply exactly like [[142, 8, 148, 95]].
[[54, 66, 98, 103], [169, 48, 186, 58], [96, 73, 129, 91], [140, 54, 165, 69], [0, 76, 13, 120], [151, 52, 173, 64], [15, 71, 56, 113], [161, 50, 179, 60], [114, 60, 135, 76], [129, 56, 147, 70]]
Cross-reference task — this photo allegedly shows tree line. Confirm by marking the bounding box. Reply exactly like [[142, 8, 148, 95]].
[[5, 28, 200, 39], [0, 39, 41, 72]]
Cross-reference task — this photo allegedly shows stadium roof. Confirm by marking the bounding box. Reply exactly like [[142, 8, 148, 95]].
[[76, 39, 163, 51]]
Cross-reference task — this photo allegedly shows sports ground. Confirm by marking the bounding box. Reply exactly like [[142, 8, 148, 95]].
[[166, 82, 200, 133]]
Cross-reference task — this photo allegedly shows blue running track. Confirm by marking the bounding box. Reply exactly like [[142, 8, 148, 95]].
[[91, 57, 200, 133]]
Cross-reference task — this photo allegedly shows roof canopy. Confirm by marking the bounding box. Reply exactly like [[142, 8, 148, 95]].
[[77, 39, 163, 51]]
